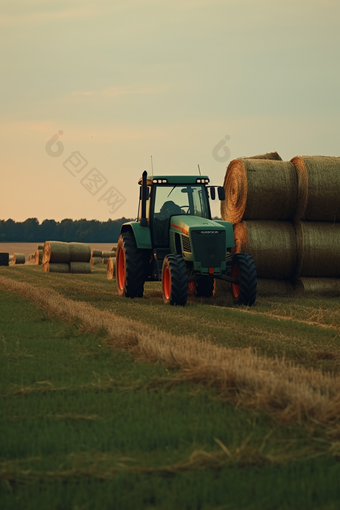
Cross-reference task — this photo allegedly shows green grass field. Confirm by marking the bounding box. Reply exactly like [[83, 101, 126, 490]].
[[1, 265, 340, 509]]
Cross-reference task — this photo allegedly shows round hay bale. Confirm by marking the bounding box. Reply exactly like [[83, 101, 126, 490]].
[[37, 245, 44, 250], [43, 241, 70, 265], [257, 278, 294, 297], [243, 152, 282, 161], [9, 255, 13, 262], [102, 251, 114, 258], [107, 257, 116, 280], [69, 243, 91, 263], [233, 221, 297, 279], [295, 221, 340, 277], [111, 246, 117, 252], [0, 253, 9, 266], [291, 156, 340, 221], [294, 278, 340, 296], [69, 262, 92, 274], [13, 253, 25, 265], [35, 249, 43, 265], [91, 256, 102, 265], [91, 249, 102, 258], [221, 159, 298, 224], [43, 262, 70, 273], [102, 258, 109, 264]]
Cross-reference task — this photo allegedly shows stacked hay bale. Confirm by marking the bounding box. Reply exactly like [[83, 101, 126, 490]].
[[102, 251, 115, 264], [12, 253, 25, 265], [42, 242, 91, 273], [34, 245, 44, 265], [221, 154, 340, 296], [91, 249, 102, 265]]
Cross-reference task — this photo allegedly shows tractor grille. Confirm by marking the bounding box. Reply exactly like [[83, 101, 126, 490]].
[[191, 230, 226, 267], [182, 235, 191, 253]]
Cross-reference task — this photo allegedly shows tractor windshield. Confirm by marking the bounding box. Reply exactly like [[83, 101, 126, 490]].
[[154, 185, 209, 219]]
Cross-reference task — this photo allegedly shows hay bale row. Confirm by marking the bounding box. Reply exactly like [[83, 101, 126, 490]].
[[35, 249, 43, 265], [43, 242, 91, 264], [43, 262, 91, 274], [91, 249, 102, 258], [13, 253, 25, 265], [91, 256, 102, 265], [221, 156, 340, 225], [107, 257, 116, 280]]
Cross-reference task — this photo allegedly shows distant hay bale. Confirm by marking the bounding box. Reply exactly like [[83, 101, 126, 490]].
[[91, 256, 102, 265], [35, 249, 43, 265], [0, 253, 9, 266], [107, 257, 116, 280], [69, 243, 91, 263], [43, 241, 70, 265], [13, 253, 25, 265], [243, 152, 282, 161], [295, 221, 340, 277], [37, 245, 44, 250], [257, 279, 294, 297], [111, 247, 117, 252], [233, 221, 297, 279], [91, 249, 102, 258], [291, 156, 340, 221], [294, 278, 340, 296], [102, 258, 109, 264], [221, 159, 298, 224], [102, 251, 114, 258], [69, 262, 91, 274], [43, 262, 70, 273]]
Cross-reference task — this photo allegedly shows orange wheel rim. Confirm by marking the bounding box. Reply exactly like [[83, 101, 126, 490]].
[[188, 281, 195, 291], [232, 263, 240, 298], [163, 266, 171, 299], [117, 248, 125, 290]]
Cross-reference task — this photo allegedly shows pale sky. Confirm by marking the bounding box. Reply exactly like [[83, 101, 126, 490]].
[[1, 0, 339, 222]]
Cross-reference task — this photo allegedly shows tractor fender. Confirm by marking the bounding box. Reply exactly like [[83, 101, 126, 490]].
[[120, 222, 152, 249], [213, 220, 235, 247]]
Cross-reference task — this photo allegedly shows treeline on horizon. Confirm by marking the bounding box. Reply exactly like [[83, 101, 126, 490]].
[[0, 217, 134, 243]]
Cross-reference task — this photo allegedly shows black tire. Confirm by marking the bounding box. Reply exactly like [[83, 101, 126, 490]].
[[231, 253, 257, 306], [116, 231, 148, 298], [162, 255, 188, 306], [194, 276, 214, 297]]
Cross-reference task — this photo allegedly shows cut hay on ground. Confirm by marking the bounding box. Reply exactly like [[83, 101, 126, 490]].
[[257, 279, 295, 297], [69, 262, 91, 274], [91, 249, 102, 258], [243, 152, 282, 160], [43, 241, 70, 265], [221, 159, 298, 224], [233, 221, 297, 279], [91, 256, 102, 265], [12, 253, 25, 265], [43, 262, 70, 273], [295, 221, 340, 277], [69, 243, 91, 263], [107, 257, 116, 280], [291, 156, 340, 221], [295, 278, 340, 296], [35, 249, 43, 265]]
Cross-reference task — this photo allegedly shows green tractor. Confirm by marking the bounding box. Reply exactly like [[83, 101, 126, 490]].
[[116, 171, 257, 306]]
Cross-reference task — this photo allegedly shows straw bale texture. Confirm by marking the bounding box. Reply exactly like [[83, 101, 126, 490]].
[[102, 251, 114, 258], [233, 221, 297, 279], [43, 241, 70, 265], [69, 243, 91, 262], [111, 247, 117, 252], [91, 256, 102, 265], [294, 278, 340, 296], [35, 249, 43, 265], [0, 253, 9, 266], [91, 249, 102, 258], [37, 245, 44, 250], [295, 221, 340, 277], [107, 257, 116, 280], [291, 156, 340, 221], [13, 253, 25, 265], [43, 263, 70, 273], [221, 159, 298, 224], [9, 255, 13, 262], [69, 262, 92, 274], [102, 258, 109, 264], [257, 279, 295, 297], [243, 152, 282, 161]]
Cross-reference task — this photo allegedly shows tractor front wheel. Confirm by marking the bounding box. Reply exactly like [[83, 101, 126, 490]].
[[231, 253, 257, 306], [116, 231, 148, 298], [162, 255, 188, 306]]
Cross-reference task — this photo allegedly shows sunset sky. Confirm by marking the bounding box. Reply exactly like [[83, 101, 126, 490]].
[[1, 0, 339, 222]]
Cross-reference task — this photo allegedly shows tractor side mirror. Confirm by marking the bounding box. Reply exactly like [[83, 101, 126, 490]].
[[210, 187, 216, 200], [218, 187, 225, 201]]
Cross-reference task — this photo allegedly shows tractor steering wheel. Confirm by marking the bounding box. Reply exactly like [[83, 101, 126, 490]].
[[180, 205, 191, 214]]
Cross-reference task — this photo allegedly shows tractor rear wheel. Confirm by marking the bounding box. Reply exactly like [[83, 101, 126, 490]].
[[194, 276, 214, 297], [231, 253, 257, 306], [162, 255, 188, 306], [116, 231, 148, 298]]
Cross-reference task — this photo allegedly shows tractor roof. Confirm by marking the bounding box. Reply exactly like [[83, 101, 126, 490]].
[[138, 175, 210, 185]]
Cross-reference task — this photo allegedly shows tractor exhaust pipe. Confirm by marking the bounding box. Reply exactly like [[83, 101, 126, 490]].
[[140, 170, 148, 227]]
